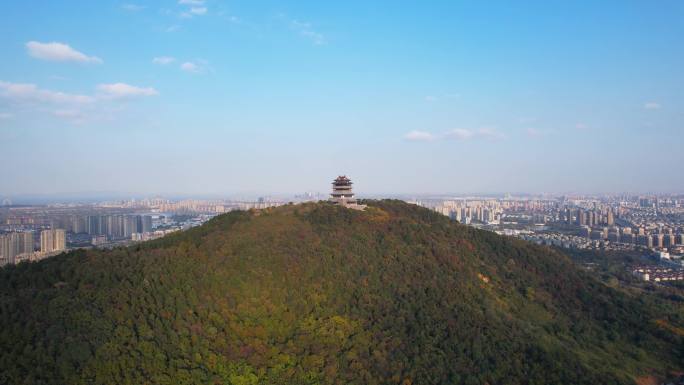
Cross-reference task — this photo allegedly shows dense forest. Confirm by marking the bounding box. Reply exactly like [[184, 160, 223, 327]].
[[0, 200, 682, 384]]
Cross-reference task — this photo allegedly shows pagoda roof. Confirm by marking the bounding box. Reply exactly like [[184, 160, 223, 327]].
[[333, 175, 353, 184]]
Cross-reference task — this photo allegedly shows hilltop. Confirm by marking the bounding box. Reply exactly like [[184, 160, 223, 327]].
[[0, 200, 682, 385]]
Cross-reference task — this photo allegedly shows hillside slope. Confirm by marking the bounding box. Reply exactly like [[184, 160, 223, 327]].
[[0, 200, 682, 385]]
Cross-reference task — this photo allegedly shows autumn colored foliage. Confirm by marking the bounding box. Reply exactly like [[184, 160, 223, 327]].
[[0, 200, 681, 384]]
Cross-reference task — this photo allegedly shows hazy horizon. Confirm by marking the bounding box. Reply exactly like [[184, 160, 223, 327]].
[[2, 1, 683, 195]]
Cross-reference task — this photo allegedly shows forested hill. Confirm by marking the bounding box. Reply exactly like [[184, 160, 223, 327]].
[[0, 200, 682, 385]]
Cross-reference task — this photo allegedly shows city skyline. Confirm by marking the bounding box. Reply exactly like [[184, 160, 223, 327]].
[[1, 1, 683, 195]]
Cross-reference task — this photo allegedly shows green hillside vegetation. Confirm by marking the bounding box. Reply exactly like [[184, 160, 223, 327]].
[[0, 200, 682, 385]]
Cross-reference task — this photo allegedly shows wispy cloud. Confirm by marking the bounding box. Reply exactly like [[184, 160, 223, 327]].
[[445, 128, 505, 141], [180, 60, 210, 74], [518, 117, 538, 124], [52, 109, 88, 124], [0, 112, 12, 120], [524, 127, 554, 138], [153, 56, 176, 65], [0, 80, 94, 104], [122, 4, 145, 12], [190, 7, 207, 15], [644, 102, 661, 110], [25, 41, 102, 64], [405, 127, 506, 143], [0, 80, 157, 124], [181, 62, 199, 73], [525, 128, 542, 137], [404, 130, 436, 141], [96, 83, 159, 99], [476, 127, 506, 140], [575, 122, 588, 130], [279, 15, 326, 45], [177, 0, 208, 18], [424, 93, 460, 103], [445, 128, 474, 140]]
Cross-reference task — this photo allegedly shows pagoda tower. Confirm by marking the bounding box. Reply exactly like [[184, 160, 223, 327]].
[[330, 175, 357, 205]]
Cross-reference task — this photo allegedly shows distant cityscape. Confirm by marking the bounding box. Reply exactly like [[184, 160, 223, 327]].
[[416, 194, 684, 282], [3, 191, 684, 284], [0, 196, 289, 266]]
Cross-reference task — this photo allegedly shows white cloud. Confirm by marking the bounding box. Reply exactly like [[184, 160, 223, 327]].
[[445, 128, 474, 140], [178, 0, 204, 4], [644, 102, 661, 110], [25, 41, 102, 64], [0, 112, 12, 120], [190, 7, 207, 15], [518, 117, 538, 124], [424, 95, 437, 102], [286, 17, 326, 45], [181, 60, 212, 74], [477, 127, 506, 140], [526, 128, 541, 137], [122, 4, 145, 11], [165, 25, 181, 33], [52, 109, 88, 124], [180, 62, 199, 73], [0, 81, 157, 124], [575, 122, 588, 130], [53, 109, 82, 118], [475, 127, 506, 140], [0, 80, 94, 104], [96, 83, 159, 98], [405, 128, 506, 143], [404, 130, 435, 141], [444, 127, 505, 141], [153, 56, 176, 65]]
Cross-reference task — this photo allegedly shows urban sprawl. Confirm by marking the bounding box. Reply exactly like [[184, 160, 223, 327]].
[[2, 192, 684, 284]]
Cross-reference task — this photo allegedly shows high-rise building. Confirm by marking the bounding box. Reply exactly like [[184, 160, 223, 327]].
[[123, 216, 138, 238], [1, 232, 34, 265], [40, 229, 66, 254], [622, 233, 635, 244], [70, 216, 86, 234], [606, 209, 614, 226], [638, 234, 653, 248], [652, 234, 664, 249], [0, 235, 9, 266], [577, 209, 586, 226], [141, 215, 153, 233], [664, 234, 676, 248]]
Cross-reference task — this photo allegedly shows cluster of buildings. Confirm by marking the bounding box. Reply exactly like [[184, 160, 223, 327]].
[[516, 232, 637, 252], [632, 265, 684, 282], [0, 193, 295, 267], [419, 194, 684, 254], [0, 229, 67, 266], [417, 199, 502, 224], [75, 214, 154, 240], [131, 228, 180, 242], [561, 207, 615, 227], [416, 193, 684, 285], [157, 199, 284, 214]]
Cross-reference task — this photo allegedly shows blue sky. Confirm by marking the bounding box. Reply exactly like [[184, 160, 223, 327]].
[[1, 0, 682, 196]]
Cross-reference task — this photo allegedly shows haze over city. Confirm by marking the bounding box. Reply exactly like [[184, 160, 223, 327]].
[[1, 0, 682, 197]]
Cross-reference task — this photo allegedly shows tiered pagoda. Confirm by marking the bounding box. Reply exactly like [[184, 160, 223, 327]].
[[330, 175, 356, 205]]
